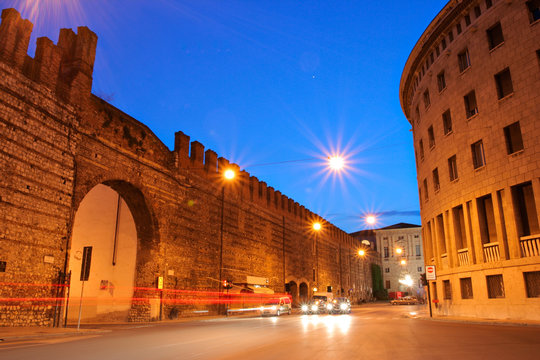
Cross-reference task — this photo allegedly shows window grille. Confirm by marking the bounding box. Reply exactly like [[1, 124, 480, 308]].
[[460, 278, 473, 299], [486, 274, 505, 298], [524, 271, 540, 298], [443, 280, 452, 299]]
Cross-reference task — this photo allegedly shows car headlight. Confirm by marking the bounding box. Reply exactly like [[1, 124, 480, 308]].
[[260, 306, 265, 311], [271, 306, 277, 311], [326, 303, 333, 310], [311, 305, 318, 312], [340, 303, 348, 310], [301, 305, 308, 312]]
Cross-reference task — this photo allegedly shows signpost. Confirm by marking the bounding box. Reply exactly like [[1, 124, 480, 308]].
[[425, 265, 436, 318], [77, 246, 92, 330]]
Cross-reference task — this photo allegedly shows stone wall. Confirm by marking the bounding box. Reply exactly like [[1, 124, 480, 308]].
[[0, 9, 364, 326]]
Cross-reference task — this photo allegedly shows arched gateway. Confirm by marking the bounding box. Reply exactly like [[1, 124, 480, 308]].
[[67, 182, 154, 323]]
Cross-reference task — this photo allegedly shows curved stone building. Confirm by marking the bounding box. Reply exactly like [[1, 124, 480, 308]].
[[400, 0, 540, 320]]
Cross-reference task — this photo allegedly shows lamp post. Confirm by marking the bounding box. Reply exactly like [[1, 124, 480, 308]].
[[312, 222, 321, 290], [218, 169, 235, 315]]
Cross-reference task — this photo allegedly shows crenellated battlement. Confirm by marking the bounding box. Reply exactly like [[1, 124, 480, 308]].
[[0, 8, 97, 104], [0, 8, 352, 246]]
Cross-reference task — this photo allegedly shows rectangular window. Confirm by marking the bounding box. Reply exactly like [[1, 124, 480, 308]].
[[416, 245, 421, 256], [386, 280, 391, 289], [433, 168, 440, 192], [457, 23, 462, 34], [471, 140, 486, 169], [0, 261, 6, 272], [313, 268, 316, 281], [441, 38, 447, 50], [443, 280, 452, 299], [436, 46, 441, 57], [474, 6, 482, 18], [423, 89, 431, 109], [453, 205, 467, 250], [419, 139, 425, 160], [465, 14, 471, 26], [464, 90, 478, 118], [460, 278, 474, 299], [431, 282, 438, 300], [478, 194, 498, 244], [504, 122, 524, 154], [511, 182, 540, 237], [449, 30, 454, 42], [494, 68, 513, 99], [415, 106, 421, 124], [385, 268, 390, 273], [437, 71, 446, 92], [487, 22, 504, 50], [458, 48, 471, 72], [430, 52, 435, 64], [486, 0, 493, 9], [384, 246, 389, 258], [428, 126, 435, 148], [417, 266, 423, 272], [524, 271, 540, 298], [423, 178, 429, 201], [448, 155, 458, 181], [486, 274, 505, 298], [442, 110, 452, 135], [527, 0, 540, 23]]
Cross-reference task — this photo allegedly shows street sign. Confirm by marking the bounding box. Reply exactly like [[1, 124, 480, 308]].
[[80, 246, 92, 281], [426, 265, 436, 280]]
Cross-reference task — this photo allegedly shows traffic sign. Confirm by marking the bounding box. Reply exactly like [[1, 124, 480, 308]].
[[426, 265, 436, 280]]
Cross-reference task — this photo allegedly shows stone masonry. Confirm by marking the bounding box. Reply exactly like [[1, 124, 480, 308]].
[[0, 9, 365, 326]]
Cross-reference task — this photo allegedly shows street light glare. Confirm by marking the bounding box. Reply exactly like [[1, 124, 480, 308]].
[[396, 248, 403, 254], [224, 169, 235, 180], [358, 249, 366, 257], [313, 222, 322, 231], [328, 156, 345, 171], [400, 259, 406, 265]]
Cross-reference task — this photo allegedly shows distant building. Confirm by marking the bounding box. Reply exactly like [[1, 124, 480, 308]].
[[400, 0, 540, 320], [353, 224, 425, 300]]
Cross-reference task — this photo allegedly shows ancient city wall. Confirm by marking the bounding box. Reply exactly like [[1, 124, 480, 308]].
[[0, 9, 363, 326]]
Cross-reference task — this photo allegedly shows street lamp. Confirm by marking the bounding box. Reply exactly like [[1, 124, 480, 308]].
[[219, 168, 235, 315], [312, 221, 322, 289]]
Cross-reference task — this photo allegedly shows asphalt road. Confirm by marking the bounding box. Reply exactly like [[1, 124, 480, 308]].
[[1, 303, 540, 360]]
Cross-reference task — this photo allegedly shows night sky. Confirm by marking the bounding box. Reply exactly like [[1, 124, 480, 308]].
[[6, 0, 449, 232]]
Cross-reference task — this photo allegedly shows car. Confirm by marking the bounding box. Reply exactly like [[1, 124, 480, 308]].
[[329, 297, 351, 314], [259, 297, 292, 316], [390, 296, 421, 305], [301, 299, 328, 315]]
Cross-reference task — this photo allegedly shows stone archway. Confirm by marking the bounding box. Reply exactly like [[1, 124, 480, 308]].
[[299, 282, 309, 303], [288, 281, 299, 307], [67, 182, 155, 323]]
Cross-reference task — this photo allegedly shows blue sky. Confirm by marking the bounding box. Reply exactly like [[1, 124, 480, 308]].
[[7, 0, 449, 232]]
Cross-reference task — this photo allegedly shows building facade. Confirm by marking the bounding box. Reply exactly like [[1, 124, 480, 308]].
[[0, 9, 368, 326], [400, 0, 540, 320], [353, 224, 425, 300]]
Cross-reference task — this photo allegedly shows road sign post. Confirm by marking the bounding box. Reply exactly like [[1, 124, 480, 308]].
[[77, 246, 92, 330], [425, 265, 436, 318]]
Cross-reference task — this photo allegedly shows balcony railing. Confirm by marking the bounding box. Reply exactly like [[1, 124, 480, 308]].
[[483, 242, 500, 263], [520, 235, 540, 257], [457, 248, 470, 266]]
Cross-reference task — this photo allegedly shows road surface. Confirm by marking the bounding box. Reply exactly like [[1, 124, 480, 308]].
[[1, 303, 539, 360]]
